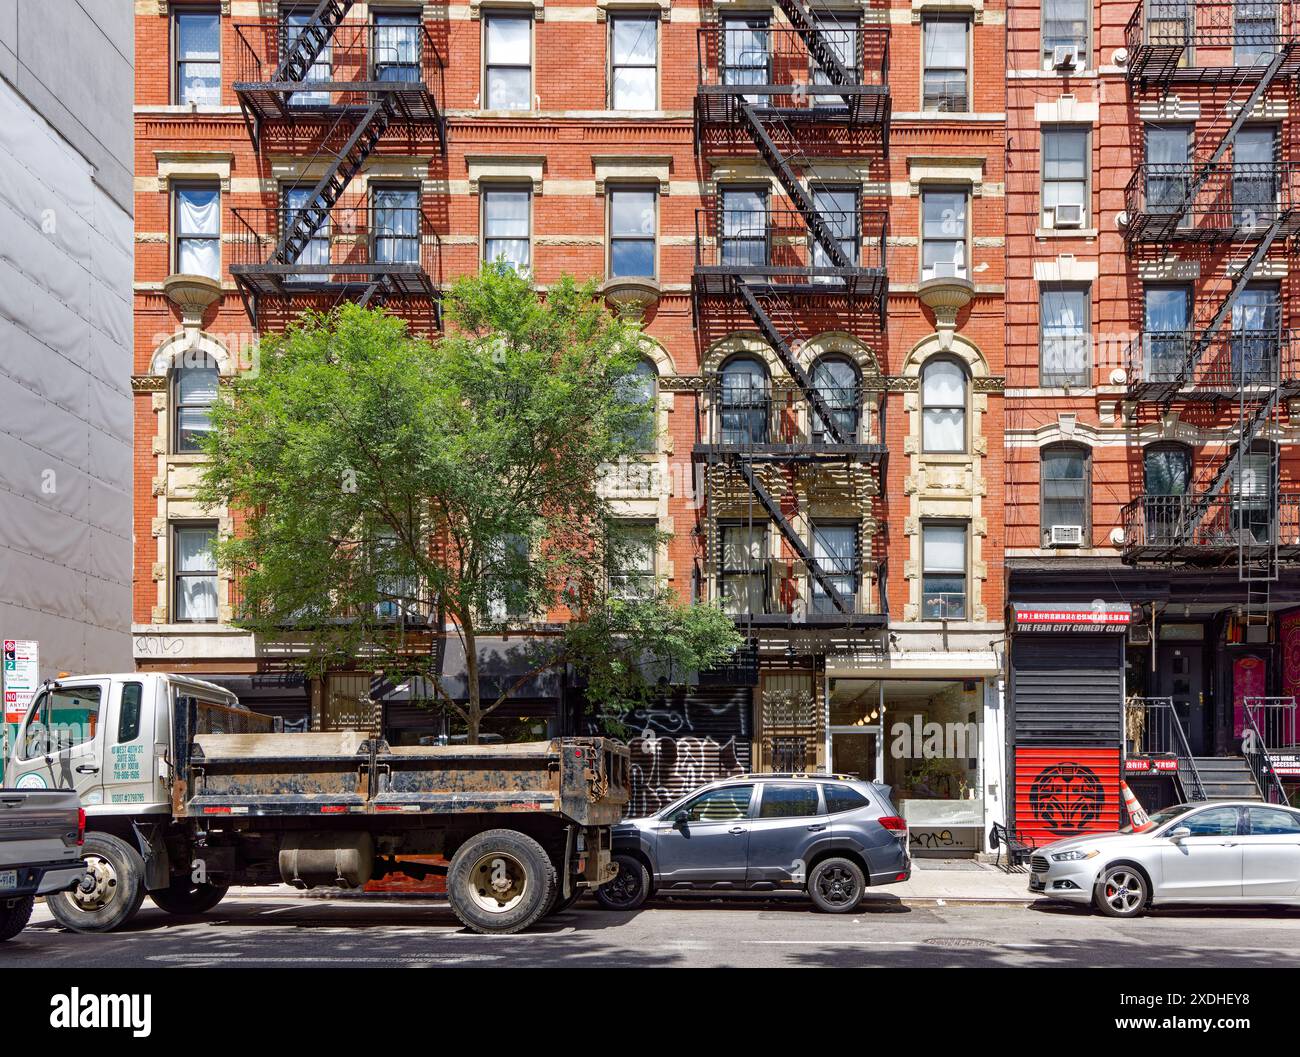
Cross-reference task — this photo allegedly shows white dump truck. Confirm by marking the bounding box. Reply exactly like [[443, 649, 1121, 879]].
[[5, 673, 628, 935]]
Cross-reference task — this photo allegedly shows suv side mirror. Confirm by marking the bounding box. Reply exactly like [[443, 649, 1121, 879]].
[[1168, 826, 1192, 841], [671, 811, 689, 830]]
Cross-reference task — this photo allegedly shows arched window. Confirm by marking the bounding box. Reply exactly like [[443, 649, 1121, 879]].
[[810, 355, 861, 443], [921, 357, 966, 453], [719, 357, 770, 445], [172, 353, 219, 453], [1041, 443, 1090, 543], [618, 358, 658, 452]]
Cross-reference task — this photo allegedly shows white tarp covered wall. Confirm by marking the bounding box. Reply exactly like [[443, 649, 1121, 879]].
[[0, 73, 132, 676]]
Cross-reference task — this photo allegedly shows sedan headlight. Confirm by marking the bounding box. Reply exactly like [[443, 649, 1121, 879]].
[[1051, 849, 1099, 862]]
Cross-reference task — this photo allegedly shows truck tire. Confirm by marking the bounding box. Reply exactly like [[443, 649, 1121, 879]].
[[46, 833, 147, 934], [807, 857, 866, 914], [0, 897, 34, 942], [546, 887, 582, 916], [446, 829, 556, 935], [150, 878, 229, 915], [595, 854, 649, 911]]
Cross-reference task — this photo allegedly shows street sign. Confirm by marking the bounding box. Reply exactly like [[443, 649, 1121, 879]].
[[3, 639, 39, 724]]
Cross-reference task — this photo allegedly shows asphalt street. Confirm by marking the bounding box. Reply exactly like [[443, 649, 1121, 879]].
[[10, 890, 1300, 968]]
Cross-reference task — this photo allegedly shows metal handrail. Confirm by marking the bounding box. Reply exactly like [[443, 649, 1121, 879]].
[[1242, 696, 1298, 803], [1126, 696, 1205, 800]]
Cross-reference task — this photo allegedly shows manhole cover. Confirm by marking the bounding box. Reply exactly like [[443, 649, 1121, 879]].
[[925, 937, 994, 949]]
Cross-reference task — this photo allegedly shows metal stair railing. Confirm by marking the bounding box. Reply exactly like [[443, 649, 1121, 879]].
[[1243, 696, 1298, 803], [775, 0, 853, 87], [1127, 696, 1206, 800]]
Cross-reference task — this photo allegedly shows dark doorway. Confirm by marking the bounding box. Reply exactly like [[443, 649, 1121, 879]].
[[1157, 643, 1208, 755]]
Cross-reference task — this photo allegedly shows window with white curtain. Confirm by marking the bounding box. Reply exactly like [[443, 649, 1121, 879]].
[[921, 358, 967, 453], [175, 185, 221, 280], [282, 185, 330, 282], [484, 13, 532, 110], [610, 15, 658, 109], [282, 9, 332, 106], [373, 186, 420, 265], [1041, 445, 1090, 535], [922, 523, 967, 621], [174, 524, 219, 622], [174, 9, 220, 105], [1040, 286, 1090, 387], [1042, 128, 1089, 226], [921, 188, 968, 280], [609, 188, 656, 278], [720, 524, 768, 616], [174, 356, 219, 453], [811, 523, 859, 615], [922, 17, 969, 112], [483, 188, 531, 272], [373, 10, 422, 83]]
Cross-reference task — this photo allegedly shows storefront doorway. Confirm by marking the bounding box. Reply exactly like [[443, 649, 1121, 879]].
[[1156, 640, 1208, 755]]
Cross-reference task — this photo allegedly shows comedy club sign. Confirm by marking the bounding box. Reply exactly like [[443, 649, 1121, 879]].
[[1012, 603, 1132, 635]]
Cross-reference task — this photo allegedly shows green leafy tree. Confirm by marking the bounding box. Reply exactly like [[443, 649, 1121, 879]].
[[200, 267, 741, 741]]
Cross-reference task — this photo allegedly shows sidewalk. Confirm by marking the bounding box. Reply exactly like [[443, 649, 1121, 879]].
[[864, 858, 1034, 907]]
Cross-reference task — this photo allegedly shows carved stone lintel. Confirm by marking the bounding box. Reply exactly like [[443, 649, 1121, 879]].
[[132, 375, 167, 393]]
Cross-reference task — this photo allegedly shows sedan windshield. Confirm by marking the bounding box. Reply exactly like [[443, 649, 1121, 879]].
[[1119, 802, 1198, 835]]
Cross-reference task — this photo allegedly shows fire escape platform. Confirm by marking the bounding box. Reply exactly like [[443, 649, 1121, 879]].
[[693, 442, 886, 467], [695, 86, 891, 132], [232, 84, 444, 129], [230, 263, 435, 300]]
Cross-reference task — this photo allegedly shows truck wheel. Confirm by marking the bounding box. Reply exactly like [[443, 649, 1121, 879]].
[[150, 879, 229, 915], [595, 854, 649, 911], [447, 829, 556, 935], [46, 833, 147, 934], [0, 897, 34, 942]]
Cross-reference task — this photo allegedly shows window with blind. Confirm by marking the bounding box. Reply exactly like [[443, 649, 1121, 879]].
[[1040, 286, 1090, 387], [922, 17, 969, 113], [720, 524, 768, 616], [922, 522, 967, 621], [484, 13, 532, 110], [921, 188, 968, 281], [1041, 445, 1090, 538], [483, 188, 531, 272], [173, 356, 219, 453]]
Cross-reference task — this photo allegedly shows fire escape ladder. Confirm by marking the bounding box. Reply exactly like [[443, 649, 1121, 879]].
[[1160, 44, 1293, 231], [733, 459, 852, 613], [738, 102, 852, 269], [774, 0, 852, 87], [273, 0, 355, 82], [735, 282, 845, 443], [271, 94, 396, 266], [1181, 215, 1289, 378]]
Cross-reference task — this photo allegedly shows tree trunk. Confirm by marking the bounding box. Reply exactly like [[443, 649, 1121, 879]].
[[463, 617, 481, 745]]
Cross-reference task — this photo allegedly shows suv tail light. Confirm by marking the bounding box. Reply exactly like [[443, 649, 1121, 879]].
[[77, 808, 85, 846], [877, 815, 907, 834]]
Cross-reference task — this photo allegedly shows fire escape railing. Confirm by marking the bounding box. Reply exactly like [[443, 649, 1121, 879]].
[[1123, 326, 1300, 399], [1125, 0, 1300, 87]]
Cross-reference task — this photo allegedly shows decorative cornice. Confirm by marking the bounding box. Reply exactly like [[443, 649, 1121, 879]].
[[133, 375, 167, 393]]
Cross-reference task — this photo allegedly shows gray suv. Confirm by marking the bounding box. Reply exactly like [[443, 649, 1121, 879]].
[[595, 774, 910, 914]]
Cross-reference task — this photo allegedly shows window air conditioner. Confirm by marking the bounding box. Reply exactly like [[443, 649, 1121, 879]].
[[1128, 623, 1152, 646], [1053, 203, 1085, 228], [1053, 45, 1080, 70], [1049, 524, 1084, 547]]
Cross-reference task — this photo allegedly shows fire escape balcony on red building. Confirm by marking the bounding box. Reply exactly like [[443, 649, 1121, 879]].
[[1120, 492, 1300, 563], [231, 19, 447, 151], [1124, 162, 1300, 245], [1125, 0, 1300, 87], [1123, 326, 1300, 399]]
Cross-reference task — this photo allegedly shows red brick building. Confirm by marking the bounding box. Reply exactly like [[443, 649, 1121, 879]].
[[1005, 0, 1300, 826], [133, 0, 1006, 848]]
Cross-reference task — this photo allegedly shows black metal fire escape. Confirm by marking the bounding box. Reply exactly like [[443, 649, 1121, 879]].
[[1122, 1, 1300, 583], [692, 3, 891, 629], [231, 1, 445, 327]]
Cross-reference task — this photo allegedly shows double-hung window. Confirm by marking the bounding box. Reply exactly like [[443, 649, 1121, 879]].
[[282, 9, 331, 105], [922, 17, 969, 113], [719, 524, 768, 615], [1042, 0, 1088, 68], [608, 521, 657, 601], [373, 10, 422, 83], [175, 185, 221, 280], [810, 523, 859, 615], [1145, 125, 1191, 219], [610, 14, 658, 110], [1236, 0, 1281, 66], [1040, 286, 1090, 387], [483, 188, 531, 272], [720, 187, 768, 268], [174, 524, 219, 622], [174, 9, 220, 105], [484, 13, 532, 110], [809, 14, 859, 106], [811, 186, 859, 281], [373, 186, 420, 265], [174, 356, 219, 454], [609, 188, 656, 278], [1041, 445, 1090, 539], [922, 523, 967, 621], [721, 16, 770, 98], [921, 188, 968, 281], [921, 358, 967, 453], [282, 185, 330, 281], [1042, 128, 1088, 228], [1143, 285, 1192, 382]]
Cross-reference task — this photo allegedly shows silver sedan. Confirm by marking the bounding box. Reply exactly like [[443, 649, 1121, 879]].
[[1030, 800, 1300, 917]]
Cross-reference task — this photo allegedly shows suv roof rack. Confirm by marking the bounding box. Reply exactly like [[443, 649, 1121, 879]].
[[736, 772, 855, 781]]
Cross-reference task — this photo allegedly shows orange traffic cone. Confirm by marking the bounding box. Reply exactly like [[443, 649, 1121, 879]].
[[1121, 780, 1153, 832]]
